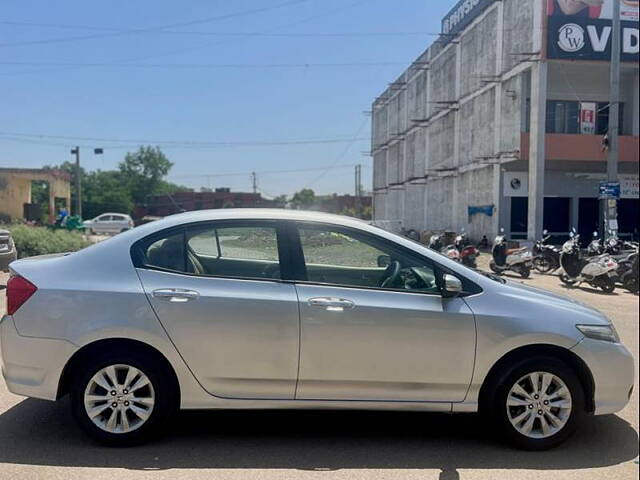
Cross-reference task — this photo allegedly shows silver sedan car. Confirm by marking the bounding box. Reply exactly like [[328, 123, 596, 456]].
[[0, 210, 634, 449]]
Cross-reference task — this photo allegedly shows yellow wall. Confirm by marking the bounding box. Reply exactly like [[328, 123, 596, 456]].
[[0, 171, 71, 222]]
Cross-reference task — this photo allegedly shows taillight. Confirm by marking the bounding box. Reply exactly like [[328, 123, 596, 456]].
[[6, 275, 37, 315]]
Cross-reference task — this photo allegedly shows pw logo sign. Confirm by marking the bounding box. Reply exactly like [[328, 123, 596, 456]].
[[548, 16, 639, 62], [558, 24, 585, 52]]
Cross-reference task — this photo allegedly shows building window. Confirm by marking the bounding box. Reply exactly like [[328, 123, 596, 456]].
[[596, 102, 624, 135], [546, 100, 624, 135], [546, 101, 579, 134]]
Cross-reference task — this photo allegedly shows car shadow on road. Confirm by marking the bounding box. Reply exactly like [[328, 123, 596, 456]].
[[0, 398, 637, 474]]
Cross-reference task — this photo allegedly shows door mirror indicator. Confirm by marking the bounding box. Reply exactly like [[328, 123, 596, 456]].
[[443, 274, 463, 297]]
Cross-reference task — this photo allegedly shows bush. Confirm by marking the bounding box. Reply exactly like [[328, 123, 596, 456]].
[[5, 224, 92, 259]]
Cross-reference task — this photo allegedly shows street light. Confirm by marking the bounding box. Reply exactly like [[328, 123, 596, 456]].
[[70, 146, 104, 219]]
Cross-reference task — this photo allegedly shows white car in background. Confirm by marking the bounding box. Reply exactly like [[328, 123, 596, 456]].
[[84, 213, 134, 235]]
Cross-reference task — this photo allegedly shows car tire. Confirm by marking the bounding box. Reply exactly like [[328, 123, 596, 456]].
[[70, 349, 177, 446], [491, 357, 584, 451]]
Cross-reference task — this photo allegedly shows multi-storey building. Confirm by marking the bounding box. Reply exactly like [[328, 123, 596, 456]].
[[371, 0, 639, 240]]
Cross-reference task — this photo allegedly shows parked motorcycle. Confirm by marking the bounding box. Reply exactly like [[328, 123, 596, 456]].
[[490, 229, 533, 278], [532, 230, 561, 274], [454, 231, 479, 268], [616, 246, 639, 294], [559, 232, 618, 293]]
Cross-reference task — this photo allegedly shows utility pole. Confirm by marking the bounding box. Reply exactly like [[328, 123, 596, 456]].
[[251, 172, 257, 194], [70, 146, 82, 218], [354, 164, 362, 218], [604, 0, 621, 239]]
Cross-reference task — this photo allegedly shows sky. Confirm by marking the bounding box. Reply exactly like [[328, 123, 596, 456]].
[[1, 0, 454, 197]]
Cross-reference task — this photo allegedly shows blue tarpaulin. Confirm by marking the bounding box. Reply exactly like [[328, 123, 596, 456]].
[[468, 205, 494, 218]]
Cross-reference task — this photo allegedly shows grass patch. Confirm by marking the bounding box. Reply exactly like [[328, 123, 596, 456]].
[[5, 224, 92, 259]]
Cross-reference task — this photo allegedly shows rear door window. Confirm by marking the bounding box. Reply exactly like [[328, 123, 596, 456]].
[[135, 222, 284, 280]]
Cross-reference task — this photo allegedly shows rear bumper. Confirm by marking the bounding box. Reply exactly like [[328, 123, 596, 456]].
[[571, 338, 635, 415], [0, 314, 76, 401]]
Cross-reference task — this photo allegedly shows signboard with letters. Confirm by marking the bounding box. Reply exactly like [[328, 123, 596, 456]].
[[579, 102, 597, 134], [599, 181, 621, 199], [547, 0, 639, 62], [441, 0, 495, 40]]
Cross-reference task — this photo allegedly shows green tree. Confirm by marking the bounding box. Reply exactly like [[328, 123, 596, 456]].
[[83, 170, 134, 219], [290, 188, 315, 210], [118, 146, 173, 204]]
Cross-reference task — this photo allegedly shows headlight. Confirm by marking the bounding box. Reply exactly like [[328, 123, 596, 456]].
[[576, 324, 620, 343]]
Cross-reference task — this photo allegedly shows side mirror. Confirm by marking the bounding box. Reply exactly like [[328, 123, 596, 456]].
[[569, 232, 574, 238], [500, 227, 505, 233], [377, 255, 391, 268], [442, 274, 463, 297], [543, 229, 548, 235]]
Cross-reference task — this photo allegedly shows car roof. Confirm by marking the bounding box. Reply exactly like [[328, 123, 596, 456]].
[[97, 212, 131, 217], [160, 208, 367, 226]]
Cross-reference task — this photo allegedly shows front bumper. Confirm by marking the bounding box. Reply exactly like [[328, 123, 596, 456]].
[[0, 249, 17, 272], [571, 337, 635, 415], [0, 314, 76, 401]]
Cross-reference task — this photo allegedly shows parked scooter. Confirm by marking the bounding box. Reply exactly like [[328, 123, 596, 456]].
[[586, 232, 604, 257], [429, 233, 462, 262], [442, 244, 461, 262], [559, 231, 618, 293], [532, 230, 561, 273], [490, 229, 533, 278], [454, 231, 480, 268], [428, 234, 443, 251]]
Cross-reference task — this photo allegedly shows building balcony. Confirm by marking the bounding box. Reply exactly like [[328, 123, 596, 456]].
[[520, 133, 640, 163]]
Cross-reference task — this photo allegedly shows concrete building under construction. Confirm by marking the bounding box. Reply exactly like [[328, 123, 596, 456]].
[[371, 0, 639, 241]]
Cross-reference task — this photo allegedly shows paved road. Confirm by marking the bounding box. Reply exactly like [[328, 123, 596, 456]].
[[0, 264, 638, 480]]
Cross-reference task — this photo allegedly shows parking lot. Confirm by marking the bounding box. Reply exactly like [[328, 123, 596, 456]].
[[0, 264, 638, 480]]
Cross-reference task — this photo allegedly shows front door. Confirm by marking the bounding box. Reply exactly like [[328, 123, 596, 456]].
[[135, 221, 300, 400], [292, 223, 476, 403]]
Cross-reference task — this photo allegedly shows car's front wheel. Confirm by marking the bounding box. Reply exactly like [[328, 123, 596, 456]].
[[493, 358, 584, 450], [70, 351, 177, 446]]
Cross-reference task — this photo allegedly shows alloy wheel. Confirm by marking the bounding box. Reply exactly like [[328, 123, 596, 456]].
[[83, 364, 155, 434], [506, 371, 572, 439]]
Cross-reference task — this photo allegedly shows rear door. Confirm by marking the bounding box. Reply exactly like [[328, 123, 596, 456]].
[[291, 223, 477, 403], [94, 215, 112, 233], [110, 215, 127, 233], [134, 220, 300, 399]]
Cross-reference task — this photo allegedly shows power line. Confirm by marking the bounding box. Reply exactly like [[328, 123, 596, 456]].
[[0, 60, 407, 70], [2, 0, 375, 77], [304, 116, 370, 188], [0, 0, 310, 48], [0, 131, 370, 148], [0, 21, 442, 39], [170, 164, 370, 180]]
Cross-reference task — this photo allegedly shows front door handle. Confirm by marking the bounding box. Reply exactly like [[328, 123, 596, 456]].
[[152, 288, 200, 303], [308, 297, 355, 312]]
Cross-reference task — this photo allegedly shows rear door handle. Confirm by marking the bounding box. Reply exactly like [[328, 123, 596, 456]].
[[308, 297, 355, 312], [152, 288, 200, 303]]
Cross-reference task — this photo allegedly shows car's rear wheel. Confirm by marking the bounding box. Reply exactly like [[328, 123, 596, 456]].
[[70, 351, 177, 446], [492, 358, 584, 450]]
